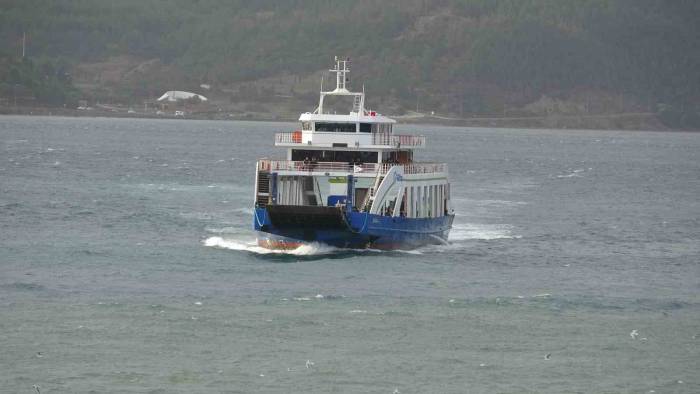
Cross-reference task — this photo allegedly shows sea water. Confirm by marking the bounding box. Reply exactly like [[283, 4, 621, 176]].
[[1, 115, 698, 393]]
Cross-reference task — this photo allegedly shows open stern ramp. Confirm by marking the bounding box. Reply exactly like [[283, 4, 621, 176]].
[[265, 205, 347, 229]]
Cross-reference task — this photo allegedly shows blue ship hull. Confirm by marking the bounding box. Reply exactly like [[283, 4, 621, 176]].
[[253, 206, 453, 249]]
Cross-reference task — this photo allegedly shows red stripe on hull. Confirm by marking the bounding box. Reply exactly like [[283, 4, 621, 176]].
[[257, 238, 304, 250]]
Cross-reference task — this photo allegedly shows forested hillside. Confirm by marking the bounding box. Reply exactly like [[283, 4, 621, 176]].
[[1, 0, 699, 127]]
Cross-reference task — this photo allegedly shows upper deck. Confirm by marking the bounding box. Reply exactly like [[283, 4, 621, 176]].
[[272, 57, 425, 150], [275, 130, 426, 149], [257, 159, 447, 178]]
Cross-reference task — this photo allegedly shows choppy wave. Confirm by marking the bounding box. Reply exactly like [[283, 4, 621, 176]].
[[233, 207, 252, 215], [556, 168, 591, 179], [448, 223, 520, 241], [204, 226, 241, 235]]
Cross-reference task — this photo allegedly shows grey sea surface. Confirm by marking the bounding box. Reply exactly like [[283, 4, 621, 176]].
[[1, 115, 699, 393]]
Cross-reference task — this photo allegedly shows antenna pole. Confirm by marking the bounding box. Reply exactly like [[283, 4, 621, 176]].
[[329, 56, 350, 92], [361, 84, 366, 114], [318, 74, 325, 114], [337, 59, 343, 90], [22, 31, 26, 58]]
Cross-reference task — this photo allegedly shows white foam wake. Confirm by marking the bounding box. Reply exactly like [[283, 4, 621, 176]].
[[204, 236, 341, 256], [448, 223, 520, 241], [203, 236, 425, 256]]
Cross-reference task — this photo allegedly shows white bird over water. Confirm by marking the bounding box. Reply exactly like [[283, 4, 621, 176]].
[[33, 385, 41, 394], [544, 353, 551, 360], [630, 329, 639, 339], [305, 360, 314, 369]]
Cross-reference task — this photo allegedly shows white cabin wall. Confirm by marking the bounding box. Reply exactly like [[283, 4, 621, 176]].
[[393, 179, 450, 218], [277, 176, 305, 205]]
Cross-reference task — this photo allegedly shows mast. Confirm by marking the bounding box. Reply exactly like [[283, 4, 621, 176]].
[[330, 56, 350, 92], [317, 56, 364, 115]]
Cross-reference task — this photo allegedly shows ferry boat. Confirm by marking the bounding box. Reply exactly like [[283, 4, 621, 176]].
[[253, 57, 453, 249]]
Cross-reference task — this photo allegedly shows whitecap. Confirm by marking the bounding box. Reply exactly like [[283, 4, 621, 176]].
[[556, 169, 586, 178], [205, 227, 240, 235], [203, 236, 341, 256], [472, 199, 527, 207], [556, 173, 582, 178], [448, 223, 519, 241], [397, 249, 423, 255]]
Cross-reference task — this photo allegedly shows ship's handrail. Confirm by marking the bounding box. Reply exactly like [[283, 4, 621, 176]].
[[257, 160, 446, 175], [275, 132, 301, 144], [275, 132, 426, 147], [371, 133, 426, 147], [382, 162, 447, 175]]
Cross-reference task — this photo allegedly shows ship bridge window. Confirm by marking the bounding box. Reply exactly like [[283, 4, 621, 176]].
[[315, 122, 356, 133], [359, 123, 371, 133], [301, 121, 312, 131]]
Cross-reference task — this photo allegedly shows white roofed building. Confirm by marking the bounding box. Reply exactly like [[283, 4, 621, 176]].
[[157, 91, 208, 102]]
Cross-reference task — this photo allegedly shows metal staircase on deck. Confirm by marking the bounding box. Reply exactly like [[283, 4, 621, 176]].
[[256, 171, 270, 207], [360, 173, 384, 211], [352, 95, 362, 114]]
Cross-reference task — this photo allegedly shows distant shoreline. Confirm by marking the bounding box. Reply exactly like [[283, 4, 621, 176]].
[[1, 105, 693, 132]]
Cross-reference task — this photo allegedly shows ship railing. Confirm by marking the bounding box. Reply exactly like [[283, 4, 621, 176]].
[[275, 131, 302, 144], [258, 160, 376, 173], [275, 131, 426, 147], [379, 162, 447, 174], [258, 160, 446, 175], [372, 133, 426, 147]]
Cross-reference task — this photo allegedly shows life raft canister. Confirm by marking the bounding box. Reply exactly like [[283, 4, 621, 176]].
[[292, 130, 302, 143]]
